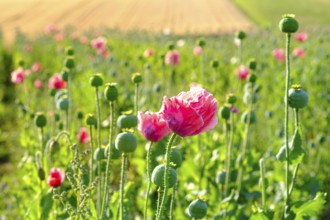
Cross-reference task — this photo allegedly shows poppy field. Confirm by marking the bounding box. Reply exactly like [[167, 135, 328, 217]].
[[0, 15, 329, 219]]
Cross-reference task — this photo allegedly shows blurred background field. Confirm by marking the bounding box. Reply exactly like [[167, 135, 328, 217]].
[[0, 0, 329, 219]]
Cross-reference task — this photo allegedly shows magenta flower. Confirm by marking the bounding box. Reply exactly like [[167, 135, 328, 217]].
[[48, 73, 66, 90], [138, 112, 171, 142], [295, 32, 308, 42], [165, 50, 180, 66], [47, 168, 65, 188], [193, 46, 203, 56], [272, 48, 285, 62], [11, 67, 25, 84], [235, 65, 249, 80], [77, 127, 90, 144], [144, 48, 155, 58], [34, 80, 43, 89], [161, 86, 218, 137], [230, 106, 239, 114], [91, 36, 107, 49], [292, 48, 305, 58]]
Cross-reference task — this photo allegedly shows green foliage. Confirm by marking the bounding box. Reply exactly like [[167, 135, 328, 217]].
[[291, 193, 327, 219]]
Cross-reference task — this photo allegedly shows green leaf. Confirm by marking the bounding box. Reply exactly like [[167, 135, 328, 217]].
[[40, 190, 53, 220], [250, 212, 270, 220], [276, 145, 286, 162], [291, 192, 327, 219], [289, 129, 305, 165]]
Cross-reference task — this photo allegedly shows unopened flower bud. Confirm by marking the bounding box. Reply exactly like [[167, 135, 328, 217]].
[[104, 83, 118, 102], [196, 39, 206, 47], [220, 106, 231, 120], [66, 47, 74, 56], [89, 73, 104, 87], [38, 167, 46, 181], [168, 42, 175, 50], [248, 73, 257, 83], [131, 72, 142, 84], [248, 58, 257, 70], [210, 60, 219, 68], [279, 14, 299, 33]]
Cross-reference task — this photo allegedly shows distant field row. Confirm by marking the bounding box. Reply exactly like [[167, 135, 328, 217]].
[[233, 0, 330, 29]]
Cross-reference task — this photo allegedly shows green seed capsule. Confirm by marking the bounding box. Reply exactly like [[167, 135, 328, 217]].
[[220, 106, 231, 120], [243, 92, 258, 105], [94, 147, 106, 160], [56, 98, 69, 111], [151, 164, 177, 188], [105, 144, 121, 160], [188, 199, 208, 219], [288, 85, 308, 109], [279, 14, 299, 33], [54, 90, 67, 102], [77, 111, 84, 120], [210, 60, 219, 68], [131, 72, 142, 84], [35, 112, 47, 128], [86, 114, 97, 126], [226, 93, 237, 104], [64, 56, 75, 69], [61, 69, 69, 81], [66, 46, 74, 56], [168, 42, 175, 50], [196, 39, 206, 47], [89, 73, 104, 87], [117, 114, 138, 129], [104, 83, 118, 102], [170, 149, 183, 168], [248, 58, 257, 70], [54, 113, 60, 122], [241, 111, 257, 124], [38, 167, 45, 181], [248, 73, 257, 83], [215, 171, 226, 185], [115, 132, 137, 153], [235, 31, 246, 40]]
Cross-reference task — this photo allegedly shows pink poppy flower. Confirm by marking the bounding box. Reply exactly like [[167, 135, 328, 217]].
[[91, 36, 107, 49], [32, 63, 42, 72], [235, 65, 249, 80], [77, 127, 90, 144], [144, 48, 155, 58], [47, 168, 65, 188], [292, 48, 305, 58], [161, 86, 218, 137], [54, 33, 64, 42], [48, 73, 66, 90], [96, 47, 110, 58], [272, 48, 285, 62], [70, 32, 79, 40], [44, 24, 58, 35], [193, 46, 203, 56], [11, 67, 25, 84], [138, 112, 171, 142], [80, 36, 88, 44], [295, 32, 308, 42], [34, 80, 43, 89], [164, 50, 180, 66]]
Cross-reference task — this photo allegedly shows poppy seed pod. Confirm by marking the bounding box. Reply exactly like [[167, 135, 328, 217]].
[[104, 83, 118, 102], [220, 105, 231, 120], [89, 73, 104, 87], [248, 58, 257, 70], [86, 114, 97, 126], [56, 98, 69, 111], [117, 114, 138, 129], [235, 31, 246, 40], [226, 93, 237, 104], [210, 60, 219, 68], [105, 144, 121, 160], [94, 147, 106, 160], [188, 199, 208, 219], [288, 85, 308, 109], [279, 14, 299, 33], [151, 164, 177, 188], [64, 56, 75, 69], [115, 132, 137, 153], [66, 47, 74, 56], [35, 112, 47, 128], [170, 149, 183, 168], [196, 39, 206, 47], [60, 69, 69, 81], [216, 171, 226, 185], [248, 73, 257, 83], [168, 42, 175, 50], [241, 111, 257, 124], [131, 72, 142, 84], [77, 111, 84, 120]]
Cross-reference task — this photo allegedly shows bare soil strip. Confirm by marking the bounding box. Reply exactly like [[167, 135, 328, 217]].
[[0, 0, 254, 41]]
